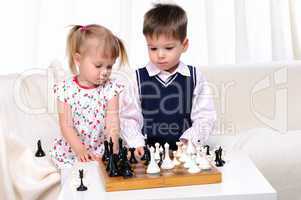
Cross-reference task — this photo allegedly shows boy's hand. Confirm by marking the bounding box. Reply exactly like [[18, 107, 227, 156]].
[[180, 138, 188, 145], [135, 146, 145, 158]]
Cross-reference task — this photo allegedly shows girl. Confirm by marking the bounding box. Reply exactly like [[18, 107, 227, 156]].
[[50, 24, 127, 181]]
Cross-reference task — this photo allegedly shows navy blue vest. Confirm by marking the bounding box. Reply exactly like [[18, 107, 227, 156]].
[[136, 65, 196, 150]]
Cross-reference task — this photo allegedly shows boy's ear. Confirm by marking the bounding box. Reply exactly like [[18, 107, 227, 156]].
[[182, 38, 189, 52], [73, 53, 81, 66]]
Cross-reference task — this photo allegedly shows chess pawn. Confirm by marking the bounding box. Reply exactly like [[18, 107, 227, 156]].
[[188, 155, 201, 174], [172, 151, 181, 166], [35, 140, 46, 157], [175, 141, 182, 158], [146, 147, 160, 174], [161, 143, 175, 170]]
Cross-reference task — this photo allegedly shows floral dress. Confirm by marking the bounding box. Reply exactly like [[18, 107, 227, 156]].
[[50, 76, 124, 169]]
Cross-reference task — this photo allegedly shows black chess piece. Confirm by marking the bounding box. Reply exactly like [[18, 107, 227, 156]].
[[119, 147, 133, 178], [76, 169, 88, 191], [107, 138, 119, 177], [140, 145, 148, 161], [215, 146, 225, 167], [102, 140, 110, 162], [204, 145, 211, 155], [143, 146, 151, 165], [158, 150, 164, 167], [218, 146, 226, 165], [129, 148, 138, 164], [35, 140, 46, 157], [118, 138, 123, 160]]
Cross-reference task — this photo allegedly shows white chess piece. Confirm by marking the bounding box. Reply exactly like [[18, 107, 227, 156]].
[[186, 138, 196, 155], [147, 146, 160, 174], [188, 155, 201, 174], [179, 145, 188, 163], [154, 143, 161, 161], [161, 143, 175, 170], [172, 151, 181, 166], [197, 149, 212, 170], [183, 152, 193, 169], [175, 141, 182, 158]]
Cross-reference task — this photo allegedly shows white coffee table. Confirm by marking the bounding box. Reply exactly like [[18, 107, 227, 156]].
[[58, 151, 277, 200]]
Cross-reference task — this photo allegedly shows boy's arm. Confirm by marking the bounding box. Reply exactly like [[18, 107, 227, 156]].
[[119, 77, 145, 148], [180, 68, 217, 145]]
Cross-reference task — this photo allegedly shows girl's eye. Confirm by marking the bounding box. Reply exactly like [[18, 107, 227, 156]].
[[150, 47, 157, 51], [96, 65, 102, 68], [107, 65, 112, 70], [166, 47, 174, 50]]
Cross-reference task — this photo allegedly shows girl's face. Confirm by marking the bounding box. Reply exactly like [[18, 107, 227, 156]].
[[74, 41, 116, 87]]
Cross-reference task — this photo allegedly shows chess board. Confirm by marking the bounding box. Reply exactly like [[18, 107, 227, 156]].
[[99, 161, 222, 192]]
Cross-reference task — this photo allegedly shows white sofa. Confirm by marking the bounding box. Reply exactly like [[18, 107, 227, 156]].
[[0, 61, 301, 200]]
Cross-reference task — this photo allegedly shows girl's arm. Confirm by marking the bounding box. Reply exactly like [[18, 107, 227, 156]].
[[58, 100, 95, 162], [105, 95, 120, 153]]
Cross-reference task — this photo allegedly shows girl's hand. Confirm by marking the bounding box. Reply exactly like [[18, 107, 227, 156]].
[[74, 145, 93, 162], [135, 146, 145, 158]]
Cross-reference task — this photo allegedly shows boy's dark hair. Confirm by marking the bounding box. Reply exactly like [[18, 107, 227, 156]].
[[143, 3, 187, 42]]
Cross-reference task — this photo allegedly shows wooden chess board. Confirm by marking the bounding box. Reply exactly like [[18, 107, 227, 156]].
[[99, 161, 222, 192]]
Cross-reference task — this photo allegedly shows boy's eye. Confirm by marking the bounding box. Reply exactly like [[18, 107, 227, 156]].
[[96, 64, 102, 68], [150, 47, 157, 51], [166, 47, 174, 50], [107, 65, 112, 70]]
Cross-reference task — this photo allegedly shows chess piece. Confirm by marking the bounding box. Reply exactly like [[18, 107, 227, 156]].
[[129, 148, 138, 164], [107, 138, 119, 176], [188, 155, 201, 174], [179, 145, 188, 163], [175, 141, 182, 158], [154, 143, 161, 161], [146, 147, 160, 174], [76, 169, 88, 191], [119, 147, 133, 178], [172, 151, 181, 166], [35, 140, 46, 157], [142, 146, 151, 165], [204, 145, 211, 155], [102, 140, 110, 162], [186, 139, 196, 155], [161, 143, 175, 170], [197, 147, 212, 170], [118, 138, 123, 160], [141, 138, 148, 161], [215, 146, 226, 167]]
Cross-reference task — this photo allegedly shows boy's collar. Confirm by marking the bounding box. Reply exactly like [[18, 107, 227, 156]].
[[146, 62, 190, 77]]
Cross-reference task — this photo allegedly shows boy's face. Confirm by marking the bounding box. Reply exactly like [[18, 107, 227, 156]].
[[146, 35, 188, 73]]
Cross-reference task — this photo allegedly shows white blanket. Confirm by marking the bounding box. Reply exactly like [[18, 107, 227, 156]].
[[0, 131, 60, 200]]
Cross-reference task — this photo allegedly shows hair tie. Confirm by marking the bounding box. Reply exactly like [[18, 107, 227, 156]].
[[79, 25, 89, 32]]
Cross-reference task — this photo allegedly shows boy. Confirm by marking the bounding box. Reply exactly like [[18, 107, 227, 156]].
[[122, 3, 216, 152]]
